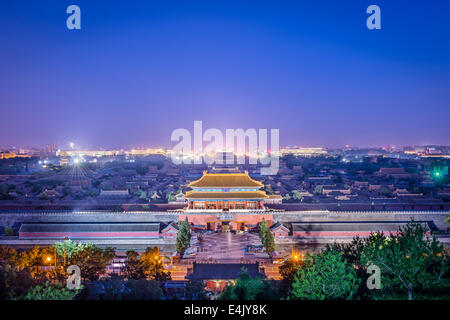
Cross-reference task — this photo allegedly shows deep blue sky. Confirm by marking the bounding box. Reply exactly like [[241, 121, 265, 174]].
[[1, 0, 449, 149]]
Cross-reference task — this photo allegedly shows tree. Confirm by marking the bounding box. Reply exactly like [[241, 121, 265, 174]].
[[258, 218, 268, 245], [313, 185, 323, 195], [361, 222, 449, 300], [166, 192, 176, 203], [0, 246, 18, 266], [279, 258, 305, 284], [124, 279, 163, 300], [264, 228, 276, 255], [291, 249, 360, 300], [139, 247, 171, 281], [70, 245, 116, 281], [258, 218, 275, 255], [185, 280, 209, 300], [291, 190, 302, 201], [265, 185, 274, 195], [219, 268, 277, 300], [84, 280, 126, 300], [326, 237, 367, 268], [53, 240, 90, 266], [175, 218, 191, 256], [17, 246, 47, 277], [4, 227, 14, 237], [278, 257, 305, 296], [21, 281, 80, 300], [138, 190, 148, 200], [325, 237, 375, 299], [122, 250, 145, 280]]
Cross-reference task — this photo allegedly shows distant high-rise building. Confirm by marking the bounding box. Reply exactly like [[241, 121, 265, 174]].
[[46, 143, 57, 154]]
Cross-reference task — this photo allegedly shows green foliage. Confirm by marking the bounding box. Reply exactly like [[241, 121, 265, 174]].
[[264, 228, 276, 254], [3, 227, 14, 236], [17, 246, 50, 277], [185, 280, 209, 300], [53, 240, 91, 262], [360, 222, 449, 300], [69, 245, 116, 281], [0, 246, 18, 265], [291, 190, 302, 200], [258, 218, 268, 244], [166, 192, 176, 202], [139, 247, 171, 281], [278, 257, 306, 297], [138, 190, 148, 200], [326, 236, 367, 268], [219, 268, 277, 300], [313, 185, 323, 195], [258, 218, 275, 255], [0, 264, 35, 300], [175, 218, 191, 255], [264, 185, 274, 195], [291, 249, 360, 300], [122, 250, 145, 280], [21, 281, 80, 300], [279, 258, 305, 283]]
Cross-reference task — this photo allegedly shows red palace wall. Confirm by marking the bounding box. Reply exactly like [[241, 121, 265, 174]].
[[293, 231, 432, 238], [19, 231, 160, 239]]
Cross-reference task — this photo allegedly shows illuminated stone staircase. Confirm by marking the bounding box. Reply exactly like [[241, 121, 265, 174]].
[[169, 263, 192, 281], [261, 264, 282, 280]]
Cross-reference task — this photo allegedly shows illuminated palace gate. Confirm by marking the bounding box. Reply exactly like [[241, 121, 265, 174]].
[[182, 171, 272, 231], [179, 213, 273, 232]]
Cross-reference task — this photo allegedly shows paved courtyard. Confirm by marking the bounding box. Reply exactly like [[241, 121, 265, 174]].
[[184, 232, 270, 261]]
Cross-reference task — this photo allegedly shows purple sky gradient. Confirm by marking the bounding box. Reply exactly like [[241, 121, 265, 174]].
[[0, 1, 449, 149]]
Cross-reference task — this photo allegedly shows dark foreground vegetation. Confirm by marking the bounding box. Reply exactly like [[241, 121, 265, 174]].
[[0, 222, 449, 300]]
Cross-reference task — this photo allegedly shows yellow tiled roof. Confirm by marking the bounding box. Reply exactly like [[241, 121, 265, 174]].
[[188, 171, 264, 188], [184, 190, 267, 199]]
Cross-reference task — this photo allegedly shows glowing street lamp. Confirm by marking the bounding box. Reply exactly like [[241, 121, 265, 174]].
[[291, 250, 304, 263]]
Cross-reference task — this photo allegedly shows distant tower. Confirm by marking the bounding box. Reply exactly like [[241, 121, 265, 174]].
[[45, 143, 57, 155]]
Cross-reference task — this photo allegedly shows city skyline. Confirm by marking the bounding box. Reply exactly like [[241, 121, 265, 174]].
[[1, 1, 449, 148], [2, 141, 449, 153]]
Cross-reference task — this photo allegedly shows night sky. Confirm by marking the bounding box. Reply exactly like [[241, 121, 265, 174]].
[[0, 1, 449, 149]]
